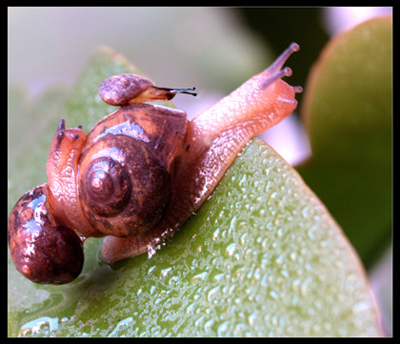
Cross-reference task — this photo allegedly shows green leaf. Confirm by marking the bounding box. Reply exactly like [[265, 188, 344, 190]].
[[297, 16, 392, 268], [8, 47, 381, 336]]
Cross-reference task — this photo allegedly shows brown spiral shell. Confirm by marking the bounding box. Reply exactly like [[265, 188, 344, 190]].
[[79, 135, 171, 237], [8, 184, 84, 285], [77, 103, 188, 237], [81, 156, 132, 217]]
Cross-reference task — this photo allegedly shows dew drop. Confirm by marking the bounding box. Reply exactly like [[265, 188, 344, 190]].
[[207, 286, 220, 302], [212, 227, 220, 241], [204, 319, 215, 333], [352, 300, 370, 314], [191, 272, 208, 284], [300, 277, 313, 296], [147, 245, 159, 259], [261, 238, 268, 249], [248, 312, 257, 326], [147, 265, 156, 275], [292, 278, 301, 291], [301, 205, 310, 219], [194, 315, 205, 328], [268, 191, 277, 203], [291, 294, 299, 307], [275, 254, 284, 265], [230, 215, 237, 230], [20, 317, 59, 336], [217, 321, 229, 336], [270, 290, 279, 300], [186, 302, 196, 314], [240, 233, 248, 245], [108, 317, 133, 337], [213, 273, 225, 282], [225, 243, 237, 257], [281, 270, 289, 279], [168, 276, 179, 285], [320, 240, 329, 248], [242, 249, 252, 261], [239, 174, 247, 186], [160, 267, 172, 278], [260, 274, 268, 288]]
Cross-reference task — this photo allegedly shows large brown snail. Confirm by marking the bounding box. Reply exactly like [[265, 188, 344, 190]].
[[8, 43, 302, 285]]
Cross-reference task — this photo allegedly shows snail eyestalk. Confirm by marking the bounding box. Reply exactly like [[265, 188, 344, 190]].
[[265, 42, 300, 74], [132, 85, 197, 102], [293, 86, 303, 93], [58, 119, 66, 131], [157, 87, 197, 97], [260, 67, 293, 90]]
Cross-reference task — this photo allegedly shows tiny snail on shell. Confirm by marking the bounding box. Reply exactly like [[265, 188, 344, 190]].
[[99, 73, 197, 105], [8, 43, 302, 285]]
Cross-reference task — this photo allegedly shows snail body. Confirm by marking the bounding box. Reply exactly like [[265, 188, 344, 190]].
[[9, 43, 302, 284]]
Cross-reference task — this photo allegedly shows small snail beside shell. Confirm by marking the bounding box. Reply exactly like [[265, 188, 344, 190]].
[[8, 43, 302, 284]]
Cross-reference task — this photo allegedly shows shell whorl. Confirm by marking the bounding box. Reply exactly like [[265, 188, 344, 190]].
[[80, 157, 132, 217], [78, 134, 171, 237]]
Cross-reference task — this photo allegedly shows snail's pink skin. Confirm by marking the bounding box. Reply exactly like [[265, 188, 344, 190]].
[[102, 43, 302, 263]]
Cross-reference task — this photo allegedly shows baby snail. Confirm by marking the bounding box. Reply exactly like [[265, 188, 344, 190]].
[[8, 43, 302, 285]]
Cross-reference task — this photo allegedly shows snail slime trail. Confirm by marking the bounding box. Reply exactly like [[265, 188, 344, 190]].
[[8, 43, 302, 284]]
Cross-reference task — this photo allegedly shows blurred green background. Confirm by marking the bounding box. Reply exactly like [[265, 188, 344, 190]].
[[8, 7, 392, 335]]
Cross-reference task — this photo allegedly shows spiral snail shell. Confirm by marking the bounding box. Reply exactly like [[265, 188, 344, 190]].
[[78, 103, 187, 237], [8, 184, 84, 285], [9, 43, 302, 284]]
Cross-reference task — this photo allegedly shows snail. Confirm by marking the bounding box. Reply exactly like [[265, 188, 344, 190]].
[[8, 43, 302, 285]]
